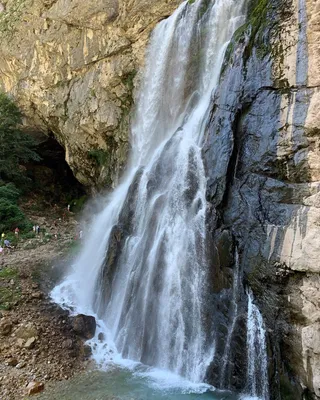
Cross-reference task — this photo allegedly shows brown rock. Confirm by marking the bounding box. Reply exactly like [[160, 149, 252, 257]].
[[0, 319, 12, 336], [71, 314, 96, 339], [0, 0, 181, 189], [31, 292, 43, 299], [26, 381, 44, 396], [24, 337, 36, 349], [15, 323, 38, 340], [62, 339, 74, 349], [6, 357, 18, 367], [16, 361, 26, 369], [83, 344, 92, 358]]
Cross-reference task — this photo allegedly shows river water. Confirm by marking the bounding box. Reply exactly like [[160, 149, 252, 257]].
[[35, 368, 257, 400]]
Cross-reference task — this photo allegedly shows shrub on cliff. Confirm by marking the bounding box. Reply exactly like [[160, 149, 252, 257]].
[[0, 198, 27, 233], [0, 182, 20, 202], [0, 92, 40, 184], [0, 183, 31, 233]]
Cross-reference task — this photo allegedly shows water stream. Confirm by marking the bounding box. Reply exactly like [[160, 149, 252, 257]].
[[49, 0, 269, 398], [246, 291, 269, 399], [35, 369, 258, 400], [219, 250, 241, 387]]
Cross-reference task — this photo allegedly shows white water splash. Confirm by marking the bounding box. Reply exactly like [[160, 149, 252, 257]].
[[246, 291, 269, 400], [220, 249, 241, 386], [52, 0, 247, 387]]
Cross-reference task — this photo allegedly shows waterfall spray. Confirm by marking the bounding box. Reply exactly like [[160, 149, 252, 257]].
[[220, 249, 241, 387], [246, 290, 269, 399], [52, 0, 247, 386]]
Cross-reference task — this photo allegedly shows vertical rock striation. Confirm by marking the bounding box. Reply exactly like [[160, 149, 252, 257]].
[[204, 0, 320, 398], [1, 0, 319, 398]]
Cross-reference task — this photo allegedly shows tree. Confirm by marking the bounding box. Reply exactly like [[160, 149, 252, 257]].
[[0, 182, 20, 202], [0, 92, 40, 184], [0, 198, 27, 233], [0, 182, 31, 232]]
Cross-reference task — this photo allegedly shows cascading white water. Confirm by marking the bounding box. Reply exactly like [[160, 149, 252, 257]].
[[52, 0, 246, 386], [246, 291, 269, 400], [220, 249, 241, 387]]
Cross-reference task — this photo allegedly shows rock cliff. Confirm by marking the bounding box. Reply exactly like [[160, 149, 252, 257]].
[[204, 0, 320, 398], [0, 0, 181, 189], [0, 0, 319, 399]]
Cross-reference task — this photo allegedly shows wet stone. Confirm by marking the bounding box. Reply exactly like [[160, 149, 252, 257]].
[[71, 314, 96, 339]]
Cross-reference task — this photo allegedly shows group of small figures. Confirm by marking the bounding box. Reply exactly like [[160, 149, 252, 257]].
[[33, 225, 41, 235]]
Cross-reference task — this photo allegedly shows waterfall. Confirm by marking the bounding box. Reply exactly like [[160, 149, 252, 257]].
[[52, 0, 247, 386], [220, 249, 241, 387], [246, 291, 269, 399]]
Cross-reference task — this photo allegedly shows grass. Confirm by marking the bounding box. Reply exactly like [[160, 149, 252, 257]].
[[0, 267, 18, 279], [0, 287, 20, 310]]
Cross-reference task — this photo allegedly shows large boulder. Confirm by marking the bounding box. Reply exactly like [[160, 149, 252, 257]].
[[71, 314, 96, 339]]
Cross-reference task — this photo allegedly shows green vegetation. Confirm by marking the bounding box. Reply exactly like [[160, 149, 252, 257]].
[[0, 182, 20, 201], [0, 92, 40, 184], [0, 198, 26, 233], [222, 0, 271, 71], [69, 195, 88, 213], [0, 0, 28, 36], [0, 93, 39, 235], [245, 0, 271, 59], [0, 267, 18, 279], [122, 70, 137, 93], [0, 183, 32, 233], [88, 149, 109, 167]]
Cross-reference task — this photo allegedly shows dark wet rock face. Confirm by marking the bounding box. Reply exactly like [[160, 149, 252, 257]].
[[71, 315, 96, 340], [204, 0, 320, 398]]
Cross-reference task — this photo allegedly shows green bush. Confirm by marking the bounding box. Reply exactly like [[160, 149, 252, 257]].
[[21, 231, 36, 240], [0, 183, 20, 202], [70, 195, 88, 213], [88, 149, 108, 166], [0, 93, 40, 235], [0, 92, 40, 185], [0, 198, 26, 233]]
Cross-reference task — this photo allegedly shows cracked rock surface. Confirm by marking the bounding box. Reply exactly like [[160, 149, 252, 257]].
[[0, 0, 181, 189], [204, 0, 320, 398]]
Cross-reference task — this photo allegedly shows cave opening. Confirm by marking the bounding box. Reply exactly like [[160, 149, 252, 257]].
[[25, 132, 86, 206]]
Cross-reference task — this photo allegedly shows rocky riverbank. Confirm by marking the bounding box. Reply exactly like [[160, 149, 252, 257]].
[[0, 202, 92, 399]]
